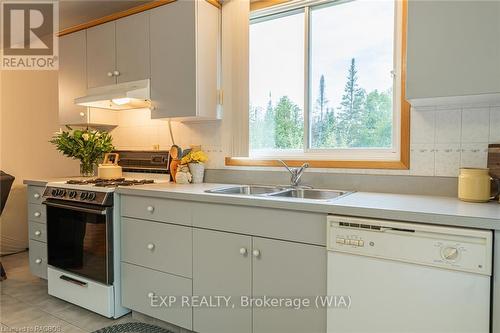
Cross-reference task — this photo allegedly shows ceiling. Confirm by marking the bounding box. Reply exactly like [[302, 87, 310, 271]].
[[59, 0, 154, 30]]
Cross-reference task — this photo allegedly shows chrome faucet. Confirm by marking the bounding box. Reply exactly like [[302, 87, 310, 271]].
[[278, 160, 310, 187]]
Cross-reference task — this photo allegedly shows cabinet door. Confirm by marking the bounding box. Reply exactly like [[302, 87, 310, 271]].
[[252, 237, 327, 333], [150, 1, 197, 118], [86, 22, 116, 88], [193, 229, 252, 333], [58, 31, 88, 125], [116, 11, 150, 83]]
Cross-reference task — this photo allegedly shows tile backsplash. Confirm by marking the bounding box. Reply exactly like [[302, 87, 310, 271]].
[[410, 105, 500, 177], [111, 104, 500, 177]]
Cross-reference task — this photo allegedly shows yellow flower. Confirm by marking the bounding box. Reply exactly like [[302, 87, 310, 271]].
[[82, 133, 90, 141], [181, 150, 208, 164]]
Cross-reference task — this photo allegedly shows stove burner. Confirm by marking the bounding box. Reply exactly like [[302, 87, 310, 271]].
[[66, 178, 155, 187]]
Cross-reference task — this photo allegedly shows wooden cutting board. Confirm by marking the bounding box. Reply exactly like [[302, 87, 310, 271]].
[[488, 144, 500, 179]]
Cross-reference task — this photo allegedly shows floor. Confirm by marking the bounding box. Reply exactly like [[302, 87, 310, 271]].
[[0, 251, 136, 333]]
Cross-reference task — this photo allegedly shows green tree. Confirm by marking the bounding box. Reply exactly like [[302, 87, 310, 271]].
[[338, 58, 366, 147], [312, 75, 333, 147], [273, 96, 303, 149], [358, 89, 393, 147]]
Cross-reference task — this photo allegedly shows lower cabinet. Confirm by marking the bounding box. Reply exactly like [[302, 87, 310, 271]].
[[192, 229, 326, 333], [193, 229, 253, 333], [120, 205, 327, 333], [252, 237, 327, 333], [121, 262, 193, 330], [29, 239, 47, 279], [27, 184, 47, 279]]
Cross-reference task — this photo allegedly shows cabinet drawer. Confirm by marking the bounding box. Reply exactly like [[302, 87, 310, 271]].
[[121, 262, 192, 330], [29, 240, 47, 279], [122, 218, 192, 278], [193, 203, 326, 246], [28, 186, 45, 204], [28, 203, 46, 224], [121, 195, 191, 226], [29, 221, 47, 243]]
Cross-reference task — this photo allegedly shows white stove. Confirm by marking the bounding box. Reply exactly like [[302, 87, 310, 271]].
[[42, 151, 170, 319]]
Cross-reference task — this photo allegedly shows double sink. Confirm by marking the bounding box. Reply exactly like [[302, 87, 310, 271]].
[[205, 185, 351, 201]]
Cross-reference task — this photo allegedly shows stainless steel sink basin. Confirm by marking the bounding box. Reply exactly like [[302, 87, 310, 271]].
[[205, 185, 284, 196], [206, 185, 352, 201], [268, 188, 350, 201]]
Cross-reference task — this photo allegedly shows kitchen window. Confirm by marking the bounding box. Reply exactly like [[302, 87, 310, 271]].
[[228, 0, 409, 169]]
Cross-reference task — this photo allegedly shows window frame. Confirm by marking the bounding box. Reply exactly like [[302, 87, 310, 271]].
[[226, 0, 410, 169]]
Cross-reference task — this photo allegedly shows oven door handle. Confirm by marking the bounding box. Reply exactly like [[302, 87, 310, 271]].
[[43, 201, 107, 215]]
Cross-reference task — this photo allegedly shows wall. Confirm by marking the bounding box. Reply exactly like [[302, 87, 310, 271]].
[[0, 70, 80, 254]]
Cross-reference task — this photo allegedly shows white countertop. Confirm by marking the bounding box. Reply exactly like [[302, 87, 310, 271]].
[[24, 179, 500, 230], [113, 182, 500, 230]]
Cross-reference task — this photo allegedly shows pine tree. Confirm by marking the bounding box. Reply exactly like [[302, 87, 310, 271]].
[[311, 75, 331, 147], [262, 92, 276, 148], [273, 96, 303, 149], [338, 58, 366, 147]]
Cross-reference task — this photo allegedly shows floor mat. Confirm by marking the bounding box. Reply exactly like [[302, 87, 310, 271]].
[[92, 322, 174, 333]]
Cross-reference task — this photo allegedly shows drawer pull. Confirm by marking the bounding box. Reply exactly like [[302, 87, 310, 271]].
[[35, 258, 42, 264], [34, 230, 41, 236], [60, 274, 88, 287], [252, 249, 261, 258], [239, 247, 247, 255], [33, 193, 40, 199], [34, 212, 41, 217], [147, 243, 155, 251], [107, 72, 113, 77], [148, 292, 155, 298], [147, 206, 155, 213]]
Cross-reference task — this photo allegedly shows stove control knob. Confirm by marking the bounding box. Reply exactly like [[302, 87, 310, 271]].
[[51, 189, 57, 196], [68, 191, 77, 199], [57, 189, 66, 197], [87, 192, 96, 201], [80, 192, 88, 200]]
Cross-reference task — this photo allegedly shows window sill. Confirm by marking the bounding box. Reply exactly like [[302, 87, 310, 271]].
[[225, 157, 409, 170]]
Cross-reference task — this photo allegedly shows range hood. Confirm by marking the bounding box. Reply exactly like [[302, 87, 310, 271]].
[[74, 79, 151, 110]]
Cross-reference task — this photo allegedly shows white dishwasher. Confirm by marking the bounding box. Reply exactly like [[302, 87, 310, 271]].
[[327, 215, 492, 333]]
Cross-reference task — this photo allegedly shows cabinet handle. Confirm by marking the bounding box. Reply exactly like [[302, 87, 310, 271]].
[[147, 243, 155, 251], [34, 212, 41, 217], [252, 249, 261, 258], [33, 193, 40, 199], [239, 247, 247, 255], [35, 258, 42, 264], [79, 112, 85, 117], [147, 206, 154, 213], [35, 230, 41, 236], [113, 70, 120, 76], [107, 72, 113, 77], [148, 292, 155, 298]]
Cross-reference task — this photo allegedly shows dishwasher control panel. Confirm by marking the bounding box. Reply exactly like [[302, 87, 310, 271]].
[[327, 215, 493, 276]]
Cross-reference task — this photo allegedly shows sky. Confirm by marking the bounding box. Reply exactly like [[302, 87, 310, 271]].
[[249, 0, 395, 112]]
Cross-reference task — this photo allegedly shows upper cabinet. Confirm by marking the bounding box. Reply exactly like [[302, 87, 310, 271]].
[[59, 31, 118, 126], [87, 12, 150, 88], [58, 0, 220, 126], [115, 12, 150, 84], [150, 0, 221, 120], [59, 31, 88, 125], [406, 0, 500, 104]]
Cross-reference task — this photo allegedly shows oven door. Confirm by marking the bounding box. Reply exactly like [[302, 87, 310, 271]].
[[44, 200, 113, 285]]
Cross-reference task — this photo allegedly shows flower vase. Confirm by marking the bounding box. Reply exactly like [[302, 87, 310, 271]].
[[80, 162, 95, 177], [188, 162, 205, 183]]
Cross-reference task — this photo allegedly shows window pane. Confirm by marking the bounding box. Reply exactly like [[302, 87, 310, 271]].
[[309, 0, 395, 149], [249, 12, 305, 154]]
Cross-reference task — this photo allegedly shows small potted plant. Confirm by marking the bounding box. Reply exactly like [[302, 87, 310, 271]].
[[50, 127, 114, 177], [181, 150, 208, 183]]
